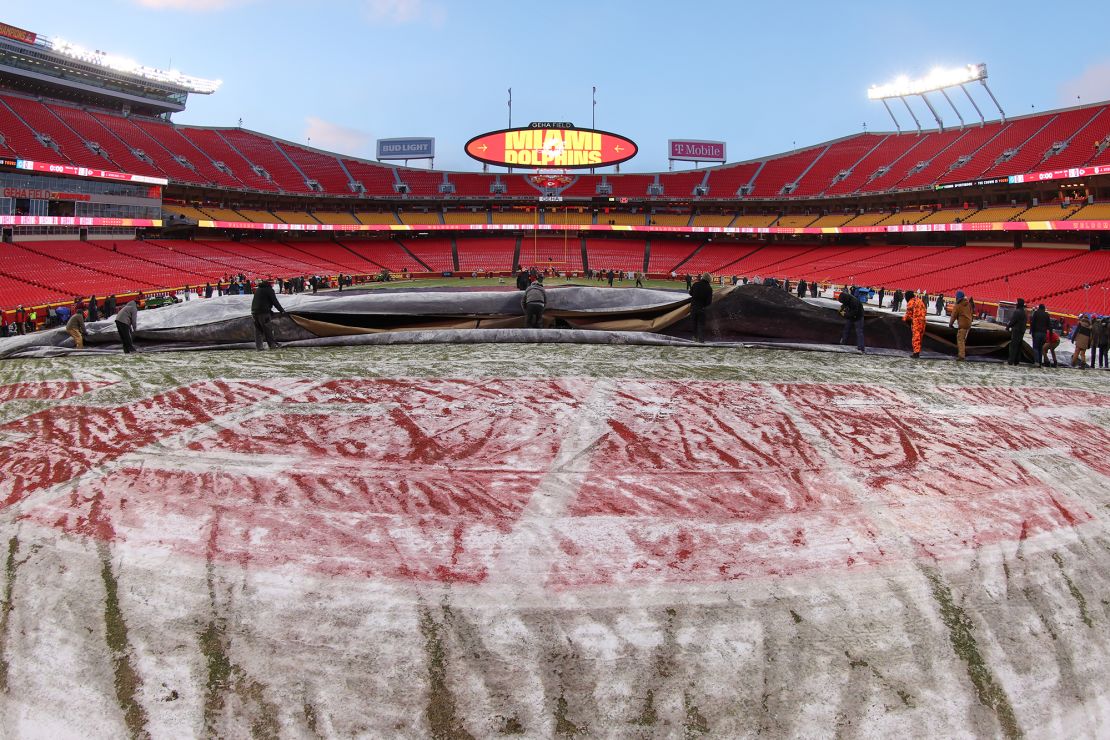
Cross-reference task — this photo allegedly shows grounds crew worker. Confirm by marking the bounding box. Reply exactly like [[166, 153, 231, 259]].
[[522, 274, 546, 328], [65, 310, 86, 349], [115, 300, 139, 354], [902, 290, 926, 358], [690, 273, 713, 343], [252, 279, 287, 350], [948, 290, 973, 361]]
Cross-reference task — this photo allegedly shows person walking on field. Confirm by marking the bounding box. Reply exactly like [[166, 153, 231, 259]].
[[115, 300, 139, 354], [902, 290, 926, 358], [65, 310, 86, 349], [838, 287, 866, 353], [948, 291, 973, 361], [522, 274, 546, 328], [1006, 298, 1028, 366], [689, 273, 713, 343], [251, 279, 287, 351], [1029, 304, 1051, 368], [934, 294, 945, 316]]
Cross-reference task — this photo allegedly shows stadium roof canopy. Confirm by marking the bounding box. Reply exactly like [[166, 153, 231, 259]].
[[0, 21, 219, 116]]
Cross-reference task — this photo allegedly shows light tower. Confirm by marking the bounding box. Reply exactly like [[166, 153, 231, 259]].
[[867, 64, 1004, 134]]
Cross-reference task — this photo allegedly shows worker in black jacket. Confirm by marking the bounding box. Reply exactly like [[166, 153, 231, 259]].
[[1029, 304, 1051, 367], [515, 270, 529, 290], [251, 280, 287, 351], [838, 288, 866, 353], [689, 273, 713, 342], [1006, 298, 1028, 366], [521, 275, 547, 328]]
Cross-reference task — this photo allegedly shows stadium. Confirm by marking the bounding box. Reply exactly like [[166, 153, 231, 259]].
[[0, 6, 1109, 737]]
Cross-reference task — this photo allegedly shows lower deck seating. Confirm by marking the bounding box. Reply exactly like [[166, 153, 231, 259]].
[[1, 239, 1105, 318], [456, 238, 517, 272], [584, 240, 646, 272]]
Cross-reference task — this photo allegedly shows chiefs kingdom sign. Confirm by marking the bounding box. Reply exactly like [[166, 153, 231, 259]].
[[465, 126, 638, 169]]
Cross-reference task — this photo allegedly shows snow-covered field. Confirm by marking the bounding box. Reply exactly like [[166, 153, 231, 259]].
[[0, 344, 1107, 738]]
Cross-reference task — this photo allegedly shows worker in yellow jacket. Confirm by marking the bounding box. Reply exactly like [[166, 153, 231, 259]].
[[903, 290, 927, 358]]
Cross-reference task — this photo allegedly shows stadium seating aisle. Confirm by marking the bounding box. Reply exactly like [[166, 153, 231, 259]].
[[687, 244, 770, 276], [86, 110, 198, 181], [277, 241, 384, 274], [180, 128, 279, 191], [823, 134, 923, 196], [118, 240, 230, 280], [791, 136, 881, 196], [395, 168, 445, 197], [747, 147, 824, 197], [895, 123, 1004, 190], [0, 96, 56, 159], [1016, 204, 1082, 221], [938, 117, 1049, 184], [658, 170, 704, 198], [130, 117, 244, 188], [342, 159, 400, 195], [397, 239, 454, 271], [864, 129, 966, 192], [337, 240, 419, 271], [1069, 202, 1110, 220], [277, 143, 353, 194], [1, 95, 116, 171], [982, 108, 1100, 178], [645, 240, 701, 274], [704, 161, 760, 198], [219, 130, 314, 193], [1, 241, 159, 297]]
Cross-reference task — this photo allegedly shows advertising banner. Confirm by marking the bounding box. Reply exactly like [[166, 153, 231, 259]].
[[1008, 164, 1110, 184], [193, 218, 1110, 235], [0, 216, 162, 227], [466, 127, 637, 169], [668, 140, 726, 162], [0, 22, 36, 45], [376, 138, 435, 160], [13, 159, 169, 185]]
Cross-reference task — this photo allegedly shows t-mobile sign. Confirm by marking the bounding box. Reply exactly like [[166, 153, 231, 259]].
[[669, 140, 726, 162]]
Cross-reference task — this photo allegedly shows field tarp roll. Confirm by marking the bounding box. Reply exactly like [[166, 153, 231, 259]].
[[0, 284, 1023, 360]]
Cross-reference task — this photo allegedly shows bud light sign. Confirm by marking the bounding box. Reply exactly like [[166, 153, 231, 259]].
[[669, 139, 726, 163], [376, 137, 435, 160]]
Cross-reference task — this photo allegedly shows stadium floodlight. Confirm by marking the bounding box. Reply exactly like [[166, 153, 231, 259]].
[[867, 64, 986, 100], [47, 37, 222, 94], [867, 63, 1004, 134]]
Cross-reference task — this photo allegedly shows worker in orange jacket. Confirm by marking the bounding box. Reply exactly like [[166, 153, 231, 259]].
[[903, 290, 927, 358]]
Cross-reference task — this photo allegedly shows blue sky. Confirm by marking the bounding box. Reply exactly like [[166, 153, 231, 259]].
[[5, 0, 1110, 172]]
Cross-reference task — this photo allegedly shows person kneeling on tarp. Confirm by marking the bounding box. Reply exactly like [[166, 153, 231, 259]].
[[522, 275, 546, 328], [65, 309, 86, 349], [252, 279, 287, 351]]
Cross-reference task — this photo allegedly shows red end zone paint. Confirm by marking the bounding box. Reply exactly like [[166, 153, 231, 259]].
[[7, 378, 1103, 586], [0, 380, 116, 403]]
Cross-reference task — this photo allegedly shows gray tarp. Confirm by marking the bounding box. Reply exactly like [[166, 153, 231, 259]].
[[0, 284, 1028, 360]]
